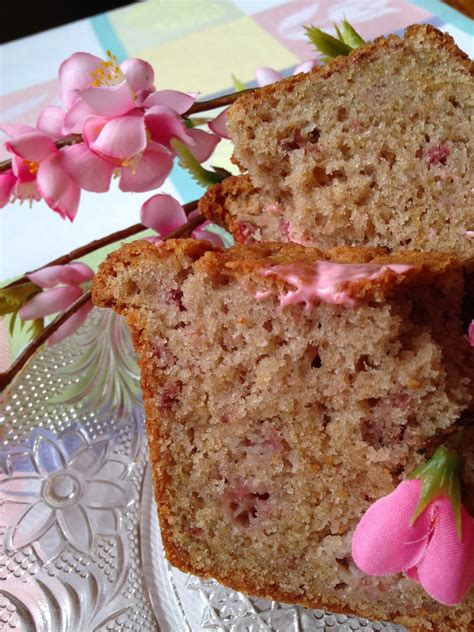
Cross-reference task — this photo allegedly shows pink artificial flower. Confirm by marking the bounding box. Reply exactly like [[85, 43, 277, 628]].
[[352, 478, 474, 605], [0, 170, 17, 207], [140, 193, 225, 246], [19, 262, 94, 345], [0, 125, 80, 218], [467, 320, 474, 347]]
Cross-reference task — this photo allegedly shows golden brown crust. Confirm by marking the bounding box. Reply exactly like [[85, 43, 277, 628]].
[[93, 238, 461, 313], [229, 24, 472, 129], [198, 174, 257, 234]]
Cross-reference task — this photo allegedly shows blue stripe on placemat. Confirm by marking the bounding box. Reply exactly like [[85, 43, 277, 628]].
[[90, 13, 128, 62], [169, 162, 206, 204], [409, 0, 473, 34]]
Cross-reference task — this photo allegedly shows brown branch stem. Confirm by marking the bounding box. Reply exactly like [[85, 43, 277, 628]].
[[2, 198, 199, 289], [0, 89, 251, 173], [0, 213, 204, 391]]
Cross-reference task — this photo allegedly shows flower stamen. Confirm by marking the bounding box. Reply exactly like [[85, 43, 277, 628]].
[[90, 50, 125, 88]]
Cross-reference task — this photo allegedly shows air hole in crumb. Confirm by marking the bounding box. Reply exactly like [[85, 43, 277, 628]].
[[424, 133, 430, 143], [360, 165, 375, 177], [311, 353, 322, 368], [125, 279, 140, 296], [308, 127, 321, 143], [336, 556, 352, 571], [263, 320, 273, 333], [416, 186, 425, 199], [334, 582, 348, 591], [380, 148, 396, 167], [448, 95, 460, 108], [337, 107, 348, 122]]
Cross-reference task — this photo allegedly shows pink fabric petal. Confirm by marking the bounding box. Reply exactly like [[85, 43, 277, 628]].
[[185, 129, 220, 163], [19, 286, 83, 319], [90, 111, 147, 162], [6, 132, 57, 162], [143, 90, 195, 114], [208, 107, 230, 139], [37, 106, 65, 140], [59, 52, 103, 108], [48, 180, 81, 222], [145, 105, 194, 149], [415, 502, 474, 605], [256, 67, 283, 87], [36, 153, 69, 202], [14, 181, 41, 204], [80, 81, 135, 118], [352, 480, 432, 575], [192, 228, 225, 247], [36, 153, 80, 221], [28, 262, 94, 288], [121, 58, 155, 93], [0, 170, 16, 207], [0, 123, 36, 138], [11, 155, 36, 183], [119, 142, 173, 192], [140, 194, 187, 236], [48, 300, 93, 345], [293, 60, 317, 74], [61, 143, 114, 192], [62, 99, 96, 135]]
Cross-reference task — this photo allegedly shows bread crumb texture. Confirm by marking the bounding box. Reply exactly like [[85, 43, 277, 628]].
[[93, 239, 473, 631], [200, 25, 473, 260]]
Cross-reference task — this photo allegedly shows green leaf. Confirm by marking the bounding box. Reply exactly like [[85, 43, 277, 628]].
[[184, 116, 212, 128], [231, 74, 246, 92], [171, 139, 227, 188], [341, 19, 365, 49], [334, 23, 344, 44], [28, 318, 44, 339], [0, 283, 39, 316], [408, 446, 463, 540], [304, 25, 352, 61], [8, 310, 18, 337]]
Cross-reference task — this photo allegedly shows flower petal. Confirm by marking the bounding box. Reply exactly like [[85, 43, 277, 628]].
[[186, 129, 220, 163], [19, 286, 83, 320], [255, 67, 283, 87], [11, 501, 55, 549], [62, 99, 95, 135], [208, 107, 230, 139], [293, 59, 317, 74], [60, 143, 114, 192], [68, 439, 108, 476], [59, 52, 103, 108], [36, 153, 81, 221], [119, 142, 173, 192], [37, 106, 65, 140], [145, 105, 194, 149], [82, 480, 134, 509], [352, 479, 432, 575], [121, 58, 155, 93], [56, 504, 94, 553], [415, 502, 474, 605], [90, 111, 147, 162], [6, 132, 57, 162], [36, 152, 69, 201], [48, 301, 93, 345], [140, 193, 187, 236], [144, 89, 195, 114], [192, 227, 226, 247], [0, 123, 36, 138], [28, 262, 94, 289], [35, 435, 66, 476], [80, 81, 135, 118], [0, 170, 16, 207], [0, 476, 43, 502]]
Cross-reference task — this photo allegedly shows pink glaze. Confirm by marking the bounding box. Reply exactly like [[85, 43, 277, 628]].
[[465, 231, 474, 238], [259, 261, 414, 309]]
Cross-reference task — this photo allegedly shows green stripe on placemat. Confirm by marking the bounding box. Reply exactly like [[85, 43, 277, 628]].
[[410, 0, 473, 33], [91, 13, 129, 62]]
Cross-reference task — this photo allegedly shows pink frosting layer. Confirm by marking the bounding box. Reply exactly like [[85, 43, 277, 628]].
[[258, 261, 414, 309]]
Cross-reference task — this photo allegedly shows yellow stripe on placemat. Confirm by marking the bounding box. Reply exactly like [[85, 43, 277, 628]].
[[141, 15, 298, 94]]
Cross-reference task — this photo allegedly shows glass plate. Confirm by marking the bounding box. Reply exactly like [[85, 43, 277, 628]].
[[0, 309, 405, 631]]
